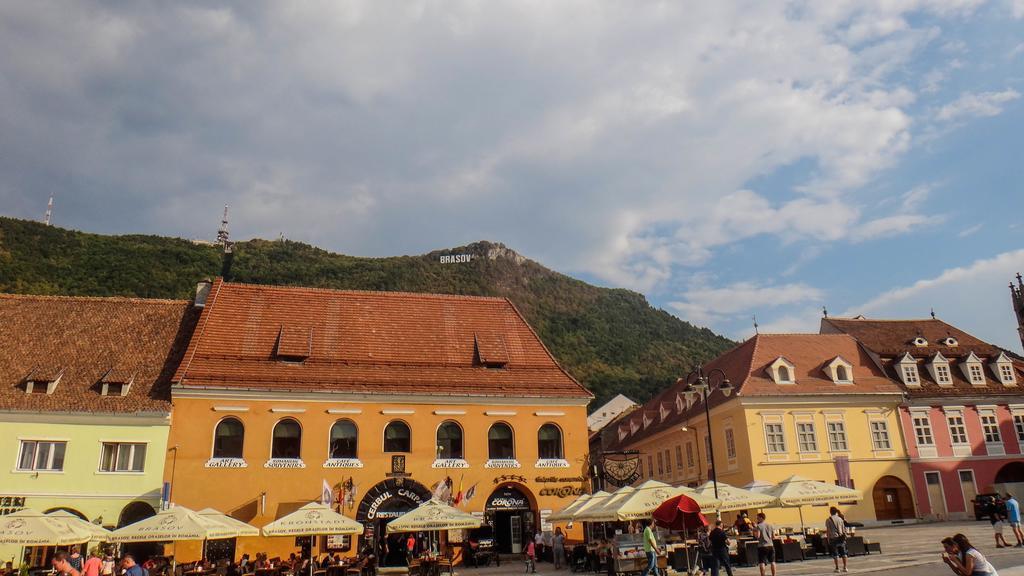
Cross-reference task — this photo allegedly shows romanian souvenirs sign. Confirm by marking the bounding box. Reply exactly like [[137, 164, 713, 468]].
[[265, 458, 306, 469], [602, 456, 640, 487], [485, 459, 521, 469]]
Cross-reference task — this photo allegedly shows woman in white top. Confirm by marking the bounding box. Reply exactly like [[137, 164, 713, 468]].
[[942, 534, 999, 576]]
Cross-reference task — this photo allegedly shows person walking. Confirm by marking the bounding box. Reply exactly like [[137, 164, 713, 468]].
[[990, 511, 1010, 548], [1005, 493, 1023, 547], [825, 507, 849, 573], [82, 551, 102, 576], [120, 556, 145, 576], [709, 520, 734, 576], [553, 527, 567, 569], [755, 513, 776, 576], [525, 534, 537, 574], [535, 530, 545, 563], [640, 519, 661, 576], [942, 534, 999, 576], [52, 552, 82, 576]]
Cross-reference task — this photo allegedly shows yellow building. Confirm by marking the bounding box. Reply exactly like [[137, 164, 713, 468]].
[[0, 294, 198, 565], [164, 280, 592, 564], [611, 334, 917, 527]]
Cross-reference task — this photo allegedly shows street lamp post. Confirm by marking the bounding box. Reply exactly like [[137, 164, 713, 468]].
[[677, 366, 733, 501]]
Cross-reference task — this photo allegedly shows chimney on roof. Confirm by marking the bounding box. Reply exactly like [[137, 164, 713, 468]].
[[195, 279, 213, 308]]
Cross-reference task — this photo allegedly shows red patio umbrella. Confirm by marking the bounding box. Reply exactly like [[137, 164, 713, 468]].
[[652, 493, 708, 531]]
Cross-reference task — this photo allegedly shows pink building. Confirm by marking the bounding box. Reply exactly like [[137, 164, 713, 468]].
[[823, 317, 1024, 520]]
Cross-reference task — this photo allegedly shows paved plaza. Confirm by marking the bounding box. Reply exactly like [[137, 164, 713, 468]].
[[462, 522, 1024, 576]]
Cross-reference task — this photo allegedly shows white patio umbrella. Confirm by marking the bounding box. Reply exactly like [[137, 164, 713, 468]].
[[46, 510, 110, 541], [547, 494, 591, 522], [0, 508, 93, 545], [0, 509, 93, 571], [694, 482, 775, 512], [576, 486, 636, 522], [760, 475, 862, 531], [262, 502, 363, 576], [109, 505, 239, 573], [196, 509, 259, 537], [385, 499, 482, 533]]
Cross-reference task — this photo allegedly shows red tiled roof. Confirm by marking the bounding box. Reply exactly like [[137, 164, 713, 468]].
[[0, 294, 199, 414], [614, 333, 901, 448], [822, 317, 1024, 398], [174, 280, 592, 399]]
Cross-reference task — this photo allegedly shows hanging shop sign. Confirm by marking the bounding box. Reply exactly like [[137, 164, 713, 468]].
[[602, 457, 640, 487], [493, 475, 527, 484], [206, 458, 247, 468]]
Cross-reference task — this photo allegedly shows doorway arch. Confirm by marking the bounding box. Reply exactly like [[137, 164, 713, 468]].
[[995, 462, 1024, 484], [872, 476, 915, 520], [44, 507, 87, 520], [118, 502, 159, 562], [356, 478, 432, 568], [484, 484, 537, 555]]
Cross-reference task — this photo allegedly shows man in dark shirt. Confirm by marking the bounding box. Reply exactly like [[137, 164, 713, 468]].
[[121, 555, 145, 576], [709, 520, 734, 576]]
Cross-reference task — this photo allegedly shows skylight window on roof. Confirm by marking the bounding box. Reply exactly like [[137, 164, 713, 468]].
[[276, 326, 312, 361], [912, 337, 928, 347], [100, 369, 135, 397], [474, 333, 509, 368], [24, 367, 64, 395]]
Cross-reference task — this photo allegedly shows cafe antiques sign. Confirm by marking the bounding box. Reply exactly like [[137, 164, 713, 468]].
[[535, 475, 586, 498]]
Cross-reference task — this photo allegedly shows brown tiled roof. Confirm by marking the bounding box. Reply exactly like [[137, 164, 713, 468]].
[[822, 317, 1024, 398], [614, 334, 902, 448], [173, 280, 592, 399], [0, 294, 199, 414]]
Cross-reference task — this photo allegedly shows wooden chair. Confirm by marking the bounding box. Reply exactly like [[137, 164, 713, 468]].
[[406, 559, 421, 576], [436, 558, 454, 576]]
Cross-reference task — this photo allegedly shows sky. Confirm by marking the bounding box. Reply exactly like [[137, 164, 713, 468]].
[[1, 1, 1022, 351]]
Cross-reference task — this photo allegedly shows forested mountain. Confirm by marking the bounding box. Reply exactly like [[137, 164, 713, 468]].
[[0, 217, 733, 409]]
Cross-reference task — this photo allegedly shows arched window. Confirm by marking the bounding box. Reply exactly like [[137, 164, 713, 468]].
[[213, 417, 245, 459], [272, 419, 302, 459], [778, 365, 790, 383], [538, 423, 563, 460], [488, 422, 515, 459], [329, 420, 358, 459], [384, 421, 411, 453], [836, 365, 849, 382], [436, 421, 464, 459]]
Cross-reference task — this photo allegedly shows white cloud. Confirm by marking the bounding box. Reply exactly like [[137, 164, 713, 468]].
[[669, 281, 824, 327], [851, 213, 946, 242], [845, 249, 1024, 353], [0, 0, 997, 293], [958, 223, 983, 237], [1013, 0, 1024, 18], [935, 89, 1021, 122]]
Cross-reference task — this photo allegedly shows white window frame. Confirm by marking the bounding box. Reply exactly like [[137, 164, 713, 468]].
[[913, 414, 935, 447], [725, 428, 737, 460], [98, 442, 147, 473], [978, 407, 1005, 455], [945, 408, 971, 456], [895, 353, 920, 386], [796, 422, 818, 453], [685, 442, 695, 468], [764, 423, 786, 454], [990, 353, 1018, 386], [869, 420, 892, 451], [826, 357, 854, 384], [826, 421, 848, 452], [929, 353, 953, 386], [1014, 413, 1024, 443], [16, 440, 67, 472]]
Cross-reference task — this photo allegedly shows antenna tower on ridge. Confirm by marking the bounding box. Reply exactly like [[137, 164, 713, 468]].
[[216, 205, 234, 280], [43, 194, 53, 226]]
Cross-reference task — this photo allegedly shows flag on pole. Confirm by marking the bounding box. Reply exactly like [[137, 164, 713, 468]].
[[453, 475, 464, 505], [463, 483, 478, 505], [321, 479, 333, 505]]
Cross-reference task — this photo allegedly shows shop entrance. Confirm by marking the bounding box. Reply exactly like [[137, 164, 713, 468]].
[[484, 485, 535, 555], [356, 478, 432, 568]]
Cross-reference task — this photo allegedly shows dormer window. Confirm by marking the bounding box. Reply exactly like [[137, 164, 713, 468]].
[[629, 419, 640, 435], [895, 353, 920, 387], [659, 403, 670, 422], [100, 369, 135, 397], [768, 357, 796, 384], [990, 352, 1018, 386], [942, 337, 959, 347], [24, 368, 64, 395], [960, 352, 986, 386], [826, 356, 854, 384], [642, 413, 653, 428], [913, 337, 928, 347], [928, 352, 952, 387], [618, 426, 629, 442], [675, 394, 685, 414]]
